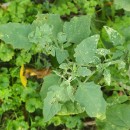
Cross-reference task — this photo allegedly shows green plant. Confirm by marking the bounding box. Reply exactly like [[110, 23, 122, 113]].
[[0, 12, 130, 129], [0, 0, 130, 129], [47, 0, 99, 16], [0, 0, 43, 23]]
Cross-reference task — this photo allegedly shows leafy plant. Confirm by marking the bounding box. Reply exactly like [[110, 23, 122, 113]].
[[0, 0, 130, 129], [0, 0, 43, 23], [48, 0, 98, 16]]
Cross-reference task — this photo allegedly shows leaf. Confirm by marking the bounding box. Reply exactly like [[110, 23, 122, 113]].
[[16, 50, 32, 66], [56, 48, 69, 64], [26, 98, 42, 113], [57, 32, 67, 44], [40, 74, 60, 100], [96, 119, 128, 130], [48, 84, 71, 102], [103, 69, 111, 86], [43, 91, 62, 122], [0, 23, 33, 49], [107, 95, 128, 106], [112, 50, 124, 59], [63, 15, 91, 44], [96, 48, 110, 57], [33, 14, 63, 38], [58, 101, 84, 115], [106, 104, 130, 129], [77, 66, 92, 77], [66, 84, 75, 102], [104, 26, 125, 46], [117, 60, 126, 70], [0, 43, 14, 61], [114, 0, 130, 11], [43, 82, 75, 121], [47, 81, 75, 102], [74, 35, 100, 65], [75, 82, 107, 119], [20, 65, 27, 87], [28, 24, 53, 47]]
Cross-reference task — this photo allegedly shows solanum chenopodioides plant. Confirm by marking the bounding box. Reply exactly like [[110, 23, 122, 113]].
[[0, 14, 129, 129]]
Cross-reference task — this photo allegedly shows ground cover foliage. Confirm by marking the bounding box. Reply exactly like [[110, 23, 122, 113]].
[[0, 0, 130, 129]]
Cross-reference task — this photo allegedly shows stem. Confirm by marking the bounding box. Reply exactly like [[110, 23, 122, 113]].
[[83, 70, 96, 83]]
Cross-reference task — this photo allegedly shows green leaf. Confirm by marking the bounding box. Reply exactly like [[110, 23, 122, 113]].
[[0, 43, 14, 61], [103, 69, 111, 86], [43, 82, 76, 121], [16, 50, 32, 66], [96, 48, 110, 57], [58, 101, 84, 115], [63, 15, 91, 44], [77, 66, 92, 77], [56, 48, 69, 64], [114, 0, 130, 11], [33, 14, 63, 37], [0, 23, 33, 49], [117, 60, 126, 70], [106, 104, 130, 129], [96, 119, 128, 130], [107, 95, 128, 106], [112, 50, 124, 59], [74, 35, 100, 65], [57, 32, 67, 44], [40, 74, 60, 100], [48, 84, 72, 102], [43, 91, 62, 122], [65, 116, 82, 129], [26, 98, 42, 113], [6, 117, 29, 130], [66, 84, 75, 102], [75, 82, 107, 119], [28, 24, 53, 47], [0, 89, 11, 100], [0, 69, 10, 88], [104, 26, 125, 46]]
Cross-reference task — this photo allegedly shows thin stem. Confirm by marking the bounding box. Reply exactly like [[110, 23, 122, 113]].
[[84, 70, 96, 83]]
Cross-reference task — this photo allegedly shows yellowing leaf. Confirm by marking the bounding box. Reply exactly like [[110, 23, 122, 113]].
[[20, 65, 27, 87]]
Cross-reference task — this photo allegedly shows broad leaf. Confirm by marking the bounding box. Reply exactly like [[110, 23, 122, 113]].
[[77, 66, 91, 77], [66, 84, 75, 102], [33, 14, 63, 37], [28, 24, 53, 47], [96, 119, 128, 130], [63, 15, 91, 44], [106, 104, 130, 129], [48, 83, 73, 102], [43, 91, 62, 122], [75, 82, 107, 119], [0, 23, 33, 49], [56, 48, 69, 64], [114, 0, 130, 11], [74, 35, 100, 65], [104, 26, 125, 46], [57, 32, 67, 44], [58, 101, 84, 115], [43, 83, 73, 121], [40, 74, 60, 100]]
